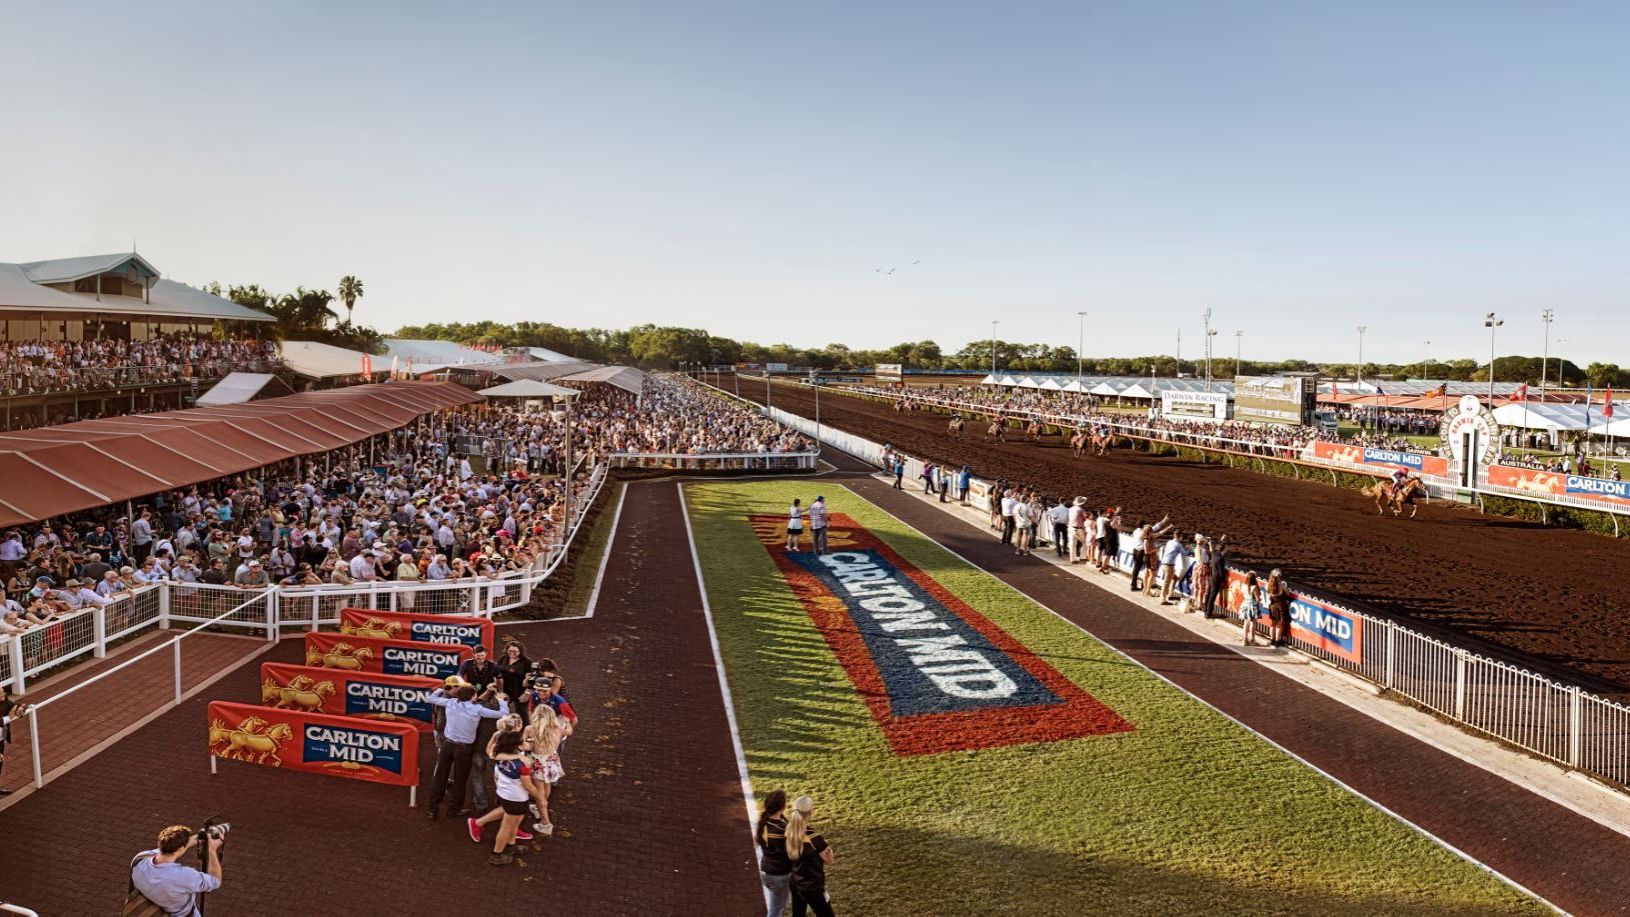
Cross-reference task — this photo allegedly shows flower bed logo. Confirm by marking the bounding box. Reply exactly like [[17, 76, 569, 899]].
[[753, 515, 1132, 756]]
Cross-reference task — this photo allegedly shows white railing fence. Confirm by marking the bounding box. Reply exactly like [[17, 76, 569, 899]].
[[0, 463, 611, 695], [608, 451, 819, 471], [777, 397, 1630, 794]]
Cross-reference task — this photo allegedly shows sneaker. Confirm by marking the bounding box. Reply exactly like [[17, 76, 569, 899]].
[[529, 804, 541, 819], [533, 822, 554, 836], [425, 808, 439, 820], [488, 852, 513, 866], [514, 828, 534, 841], [467, 818, 483, 843]]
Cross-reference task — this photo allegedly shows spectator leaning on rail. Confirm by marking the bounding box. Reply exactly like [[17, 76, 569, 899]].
[[128, 825, 224, 917]]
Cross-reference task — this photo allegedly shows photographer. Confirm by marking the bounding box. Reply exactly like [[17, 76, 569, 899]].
[[0, 684, 28, 794], [129, 825, 222, 917]]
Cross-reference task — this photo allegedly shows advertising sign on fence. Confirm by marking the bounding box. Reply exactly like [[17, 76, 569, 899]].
[[260, 663, 439, 730], [338, 608, 494, 650], [1487, 464, 1630, 507], [1215, 570, 1364, 664], [304, 632, 470, 679], [876, 363, 904, 381], [966, 479, 994, 513], [1309, 441, 1449, 476], [1234, 375, 1311, 426], [208, 700, 421, 786], [1160, 390, 1229, 422]]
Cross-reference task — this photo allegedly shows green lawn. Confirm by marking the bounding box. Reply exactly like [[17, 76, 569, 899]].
[[684, 479, 1542, 916]]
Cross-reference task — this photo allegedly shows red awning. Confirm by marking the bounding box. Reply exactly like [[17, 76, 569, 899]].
[[0, 381, 481, 527]]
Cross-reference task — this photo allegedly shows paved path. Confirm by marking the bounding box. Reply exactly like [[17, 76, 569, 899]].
[[844, 471, 1630, 915], [1, 629, 266, 798], [0, 481, 762, 917]]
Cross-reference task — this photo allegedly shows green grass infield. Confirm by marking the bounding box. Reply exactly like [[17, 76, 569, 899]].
[[684, 479, 1543, 915]]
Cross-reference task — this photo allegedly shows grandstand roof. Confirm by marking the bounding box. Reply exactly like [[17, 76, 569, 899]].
[[560, 364, 646, 395], [0, 381, 480, 527], [194, 372, 291, 406], [279, 340, 382, 380], [525, 346, 577, 363], [0, 254, 274, 322], [477, 380, 579, 399], [462, 360, 601, 382], [382, 339, 505, 366]]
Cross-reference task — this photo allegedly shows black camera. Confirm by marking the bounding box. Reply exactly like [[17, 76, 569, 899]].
[[200, 819, 231, 842], [521, 662, 548, 689]]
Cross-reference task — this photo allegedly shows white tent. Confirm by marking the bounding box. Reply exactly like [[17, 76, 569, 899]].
[[195, 372, 281, 406], [477, 380, 578, 399], [1038, 377, 1063, 390], [1492, 402, 1600, 432]]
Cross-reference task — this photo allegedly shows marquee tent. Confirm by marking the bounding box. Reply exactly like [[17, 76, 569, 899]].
[[476, 380, 578, 399], [559, 365, 646, 395], [1490, 402, 1604, 432], [0, 381, 480, 527]]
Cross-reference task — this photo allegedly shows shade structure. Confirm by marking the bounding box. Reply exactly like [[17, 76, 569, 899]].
[[1490, 402, 1602, 432], [195, 372, 287, 406], [559, 365, 647, 395], [0, 381, 480, 527], [477, 380, 579, 399]]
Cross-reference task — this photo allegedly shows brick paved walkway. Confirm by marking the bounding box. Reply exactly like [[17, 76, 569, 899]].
[[844, 471, 1630, 915], [0, 481, 761, 917], [1, 629, 267, 797]]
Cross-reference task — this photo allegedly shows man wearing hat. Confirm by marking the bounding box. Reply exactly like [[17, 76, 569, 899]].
[[808, 496, 829, 556], [233, 559, 269, 588]]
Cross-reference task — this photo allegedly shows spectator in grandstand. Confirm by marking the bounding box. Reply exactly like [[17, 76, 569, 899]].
[[233, 559, 269, 588]]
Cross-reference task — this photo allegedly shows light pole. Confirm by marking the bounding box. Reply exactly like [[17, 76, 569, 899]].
[[1484, 312, 1504, 403], [1554, 338, 1567, 391], [1356, 325, 1368, 386], [1233, 330, 1243, 376], [990, 320, 1000, 375], [1076, 311, 1087, 391], [1421, 340, 1431, 380], [1540, 308, 1554, 398], [553, 388, 580, 544], [1202, 308, 1213, 384]]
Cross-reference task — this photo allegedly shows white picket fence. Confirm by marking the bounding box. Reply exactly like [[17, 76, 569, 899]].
[[0, 463, 611, 695], [608, 451, 820, 471], [769, 397, 1630, 792]]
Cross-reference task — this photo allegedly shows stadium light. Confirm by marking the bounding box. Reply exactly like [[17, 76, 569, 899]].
[[991, 319, 1000, 375], [1356, 325, 1368, 386], [1540, 309, 1554, 397], [1233, 330, 1243, 374], [1421, 340, 1430, 381], [1484, 312, 1504, 403], [553, 387, 581, 541], [1076, 311, 1087, 391]]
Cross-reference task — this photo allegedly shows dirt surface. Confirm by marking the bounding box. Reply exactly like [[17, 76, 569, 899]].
[[0, 482, 763, 916], [750, 382, 1630, 692]]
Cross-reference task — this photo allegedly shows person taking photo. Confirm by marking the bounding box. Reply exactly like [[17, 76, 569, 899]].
[[129, 825, 223, 917]]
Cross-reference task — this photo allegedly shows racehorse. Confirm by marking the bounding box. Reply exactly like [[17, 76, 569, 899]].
[[947, 416, 966, 438], [1362, 477, 1429, 517], [985, 420, 1005, 442], [1069, 429, 1089, 457], [1090, 429, 1114, 457], [1024, 420, 1043, 443]]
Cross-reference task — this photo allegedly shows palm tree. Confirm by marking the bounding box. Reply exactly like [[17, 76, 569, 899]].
[[337, 275, 364, 326]]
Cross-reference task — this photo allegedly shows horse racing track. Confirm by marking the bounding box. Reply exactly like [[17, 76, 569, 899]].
[[684, 479, 1543, 914], [742, 383, 1630, 692]]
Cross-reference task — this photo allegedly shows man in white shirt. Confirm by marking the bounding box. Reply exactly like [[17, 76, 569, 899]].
[[0, 532, 24, 564], [348, 550, 378, 581], [999, 492, 1017, 547], [63, 579, 114, 609], [1046, 501, 1070, 558], [1159, 534, 1189, 605], [1067, 498, 1087, 564]]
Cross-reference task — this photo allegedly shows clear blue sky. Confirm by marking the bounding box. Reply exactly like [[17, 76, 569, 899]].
[[2, 2, 1626, 365]]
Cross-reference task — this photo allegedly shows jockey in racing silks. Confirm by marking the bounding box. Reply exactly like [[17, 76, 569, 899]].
[[1390, 467, 1409, 490]]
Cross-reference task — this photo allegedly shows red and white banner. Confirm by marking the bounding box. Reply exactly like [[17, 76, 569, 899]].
[[208, 700, 420, 786], [338, 608, 494, 650], [304, 632, 470, 679], [260, 663, 440, 730]]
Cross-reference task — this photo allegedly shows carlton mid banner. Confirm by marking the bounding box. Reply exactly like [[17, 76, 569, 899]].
[[208, 700, 420, 786], [1218, 572, 1363, 665], [260, 663, 439, 730], [305, 632, 470, 679], [1488, 464, 1630, 508], [338, 608, 494, 650], [1310, 441, 1449, 477]]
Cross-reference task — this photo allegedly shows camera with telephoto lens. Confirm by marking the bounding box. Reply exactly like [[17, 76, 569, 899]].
[[521, 662, 549, 690]]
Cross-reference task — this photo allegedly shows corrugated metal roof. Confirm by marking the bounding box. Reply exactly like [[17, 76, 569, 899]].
[[0, 257, 274, 322], [560, 364, 646, 395], [279, 340, 380, 379], [18, 252, 159, 283], [526, 346, 576, 363], [0, 381, 481, 526], [382, 339, 505, 365]]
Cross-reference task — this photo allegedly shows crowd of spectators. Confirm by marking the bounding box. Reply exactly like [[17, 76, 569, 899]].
[[0, 334, 279, 397], [588, 374, 812, 455]]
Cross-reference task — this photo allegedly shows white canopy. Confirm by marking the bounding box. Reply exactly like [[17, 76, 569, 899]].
[[1491, 402, 1602, 432], [477, 380, 578, 399], [195, 372, 278, 406]]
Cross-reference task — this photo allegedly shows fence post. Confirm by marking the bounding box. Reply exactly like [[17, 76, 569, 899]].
[[1568, 685, 1582, 768], [158, 582, 171, 630], [29, 706, 43, 787], [9, 637, 26, 693], [1453, 651, 1467, 721], [468, 584, 482, 616], [309, 593, 321, 632], [266, 590, 279, 641], [92, 606, 108, 659], [1383, 621, 1395, 689], [173, 639, 184, 705]]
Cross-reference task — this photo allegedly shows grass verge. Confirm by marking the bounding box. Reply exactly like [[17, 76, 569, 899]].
[[685, 478, 1543, 916]]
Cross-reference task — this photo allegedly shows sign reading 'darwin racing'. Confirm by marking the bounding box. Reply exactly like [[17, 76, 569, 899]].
[[753, 514, 1131, 756]]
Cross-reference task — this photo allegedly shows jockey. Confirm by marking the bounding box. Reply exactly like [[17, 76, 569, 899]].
[[1390, 467, 1408, 489]]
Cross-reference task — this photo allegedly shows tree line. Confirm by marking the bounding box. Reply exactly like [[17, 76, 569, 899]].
[[205, 276, 384, 353], [389, 320, 1627, 386]]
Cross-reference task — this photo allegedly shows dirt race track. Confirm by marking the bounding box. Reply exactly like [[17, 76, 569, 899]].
[[744, 381, 1630, 692]]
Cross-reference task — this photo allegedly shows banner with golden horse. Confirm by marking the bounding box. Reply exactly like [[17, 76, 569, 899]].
[[207, 700, 421, 786], [338, 608, 494, 650], [260, 663, 439, 730], [304, 631, 471, 678]]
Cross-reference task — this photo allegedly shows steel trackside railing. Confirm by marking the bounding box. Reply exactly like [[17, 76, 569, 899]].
[[773, 397, 1630, 795], [608, 451, 819, 471]]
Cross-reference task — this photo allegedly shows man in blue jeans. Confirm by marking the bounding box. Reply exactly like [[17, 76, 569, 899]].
[[423, 681, 506, 819]]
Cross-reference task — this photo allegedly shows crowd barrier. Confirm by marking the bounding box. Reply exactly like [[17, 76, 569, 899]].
[[768, 396, 1630, 792], [608, 450, 819, 471]]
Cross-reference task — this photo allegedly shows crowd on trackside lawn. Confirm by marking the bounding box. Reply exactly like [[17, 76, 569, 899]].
[[881, 445, 1295, 650]]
